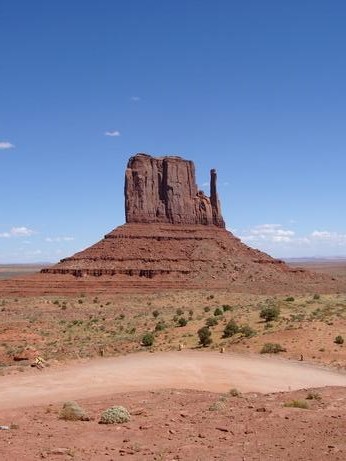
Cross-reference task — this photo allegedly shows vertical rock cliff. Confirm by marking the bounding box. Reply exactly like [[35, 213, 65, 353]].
[[124, 153, 225, 227]]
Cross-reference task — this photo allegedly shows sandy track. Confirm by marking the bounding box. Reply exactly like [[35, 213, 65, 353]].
[[1, 351, 345, 410]]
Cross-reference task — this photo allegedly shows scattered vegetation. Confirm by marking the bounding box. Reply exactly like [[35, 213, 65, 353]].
[[284, 400, 309, 409], [99, 406, 130, 424], [229, 388, 241, 397], [306, 391, 322, 401], [259, 306, 280, 322], [142, 332, 154, 347], [205, 317, 218, 327], [334, 335, 344, 345], [59, 401, 89, 421], [260, 343, 286, 354], [197, 326, 212, 347], [223, 320, 239, 338]]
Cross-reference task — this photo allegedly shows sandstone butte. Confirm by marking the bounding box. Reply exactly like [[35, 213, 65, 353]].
[[2, 153, 345, 295]]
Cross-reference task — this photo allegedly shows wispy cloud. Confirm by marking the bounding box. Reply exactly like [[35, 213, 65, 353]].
[[0, 141, 15, 150], [130, 96, 141, 102], [237, 223, 346, 257], [310, 230, 346, 245], [104, 130, 120, 137], [45, 236, 74, 243], [0, 227, 35, 238], [11, 226, 35, 237], [239, 224, 295, 244]]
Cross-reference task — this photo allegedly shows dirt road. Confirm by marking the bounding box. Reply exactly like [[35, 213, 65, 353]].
[[1, 351, 345, 410]]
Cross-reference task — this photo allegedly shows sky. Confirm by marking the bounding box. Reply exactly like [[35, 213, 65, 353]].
[[1, 0, 346, 263]]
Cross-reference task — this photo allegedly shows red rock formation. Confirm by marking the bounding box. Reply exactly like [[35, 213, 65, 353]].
[[12, 152, 340, 295], [125, 154, 225, 227]]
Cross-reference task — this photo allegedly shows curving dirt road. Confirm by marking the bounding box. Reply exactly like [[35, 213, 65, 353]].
[[1, 351, 345, 410]]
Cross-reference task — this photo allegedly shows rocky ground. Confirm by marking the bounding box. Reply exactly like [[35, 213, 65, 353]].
[[0, 262, 345, 460], [1, 386, 345, 460]]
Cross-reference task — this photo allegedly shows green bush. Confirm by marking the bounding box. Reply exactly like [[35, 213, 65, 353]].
[[205, 317, 218, 327], [152, 310, 160, 318], [223, 320, 239, 338], [334, 335, 344, 345], [142, 332, 154, 347], [99, 406, 130, 424], [260, 343, 286, 354], [313, 293, 320, 300], [59, 401, 89, 421], [306, 391, 321, 401], [259, 306, 280, 322], [239, 324, 256, 338], [155, 321, 166, 332], [229, 388, 240, 397], [204, 306, 211, 312], [285, 296, 295, 302], [214, 307, 223, 316], [284, 400, 309, 409], [222, 304, 232, 312], [177, 317, 188, 327], [198, 326, 212, 347]]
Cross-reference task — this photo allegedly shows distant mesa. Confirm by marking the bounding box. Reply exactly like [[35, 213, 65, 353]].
[[34, 153, 342, 294]]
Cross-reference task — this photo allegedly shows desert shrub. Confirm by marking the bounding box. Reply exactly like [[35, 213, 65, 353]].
[[209, 400, 226, 411], [204, 306, 211, 312], [334, 335, 344, 345], [229, 388, 240, 397], [313, 294, 320, 300], [53, 300, 60, 306], [223, 319, 239, 338], [222, 304, 232, 312], [214, 307, 223, 316], [260, 306, 280, 322], [59, 401, 89, 421], [99, 406, 130, 424], [306, 391, 321, 401], [176, 308, 184, 316], [141, 332, 154, 347], [239, 324, 256, 338], [205, 317, 218, 327], [285, 296, 295, 302], [284, 400, 309, 409], [152, 310, 160, 318], [198, 326, 212, 347], [177, 317, 188, 327], [188, 309, 194, 317], [155, 321, 166, 332], [260, 343, 286, 354]]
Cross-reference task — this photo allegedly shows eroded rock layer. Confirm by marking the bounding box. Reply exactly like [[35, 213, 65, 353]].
[[125, 154, 225, 227], [37, 223, 341, 294]]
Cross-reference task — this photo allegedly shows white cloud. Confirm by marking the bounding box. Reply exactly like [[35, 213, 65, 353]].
[[310, 230, 346, 245], [45, 236, 74, 242], [236, 223, 346, 257], [239, 224, 295, 244], [130, 96, 141, 102], [11, 227, 35, 237], [104, 130, 120, 137], [0, 141, 15, 150], [0, 227, 35, 238]]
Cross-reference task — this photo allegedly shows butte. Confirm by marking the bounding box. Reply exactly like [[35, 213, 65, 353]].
[[2, 153, 344, 295]]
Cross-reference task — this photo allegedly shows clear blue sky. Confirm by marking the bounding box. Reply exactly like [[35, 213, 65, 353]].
[[1, 0, 345, 262]]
